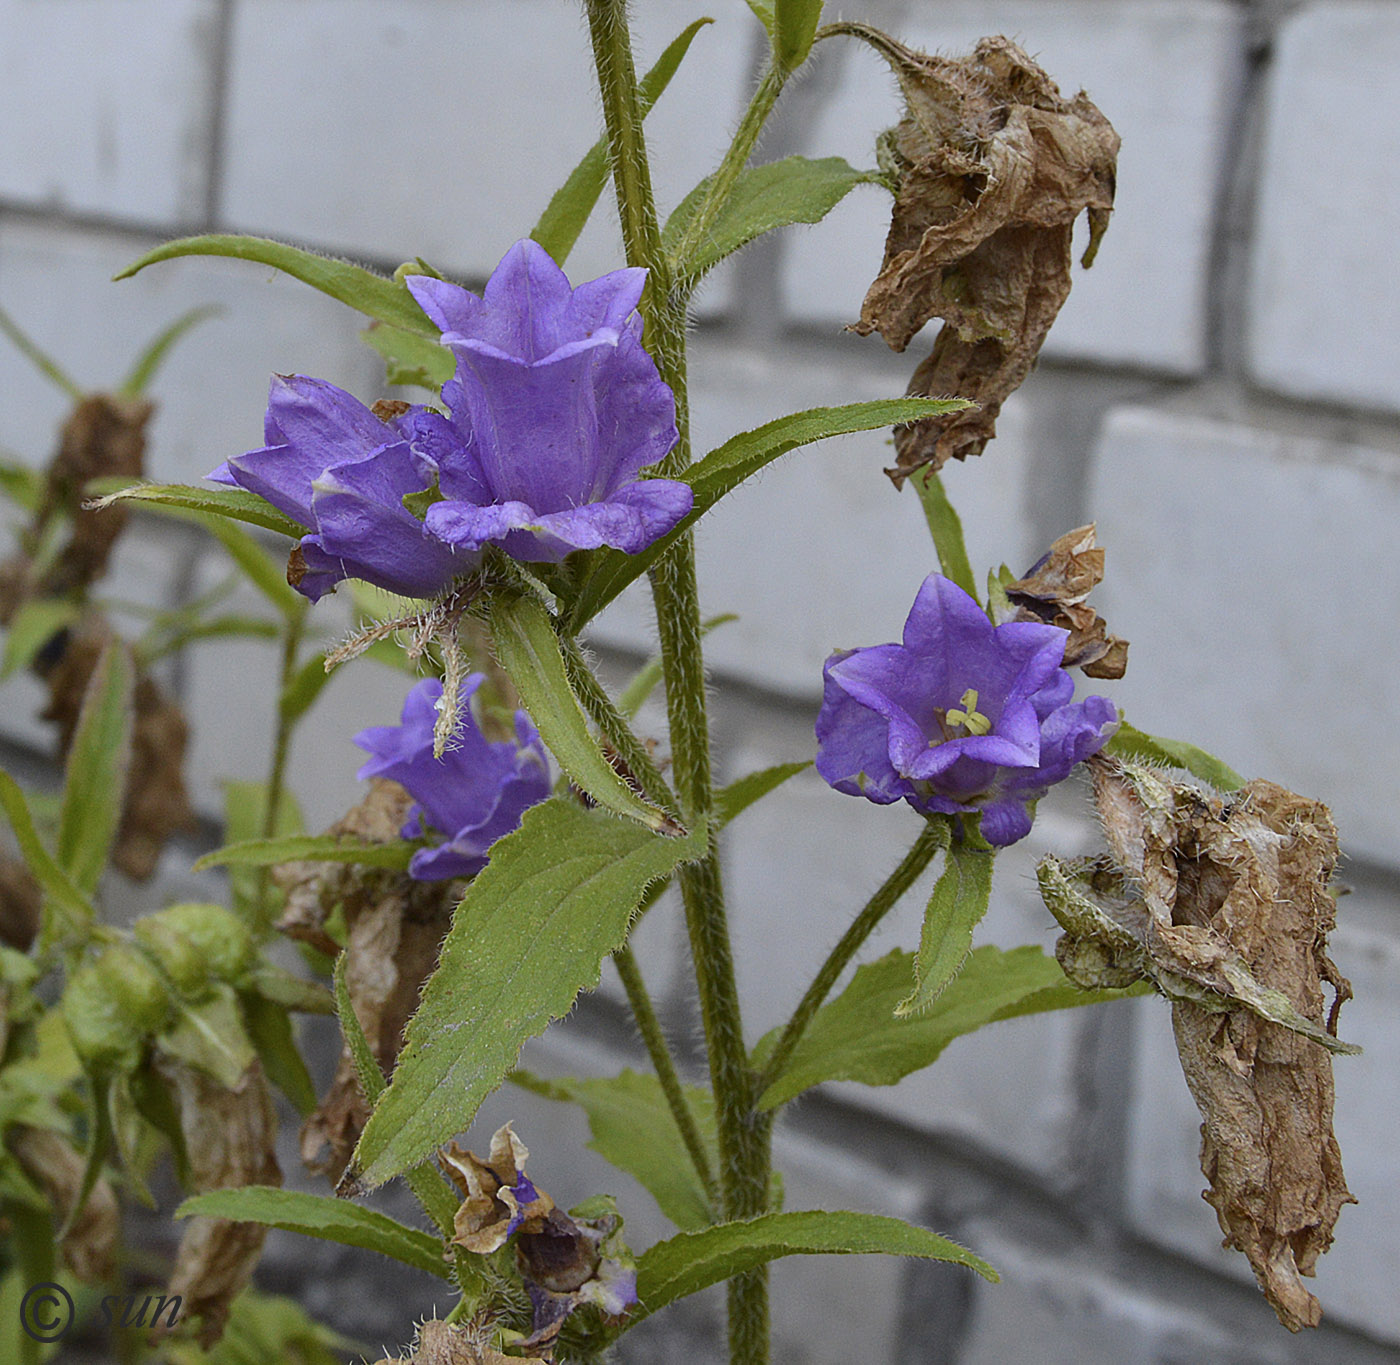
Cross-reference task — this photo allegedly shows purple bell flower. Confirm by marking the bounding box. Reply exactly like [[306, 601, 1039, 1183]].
[[354, 675, 551, 880], [208, 375, 465, 601], [816, 574, 1118, 846], [403, 240, 692, 562]]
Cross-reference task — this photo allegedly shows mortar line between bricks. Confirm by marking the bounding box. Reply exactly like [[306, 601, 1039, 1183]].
[[202, 0, 238, 229]]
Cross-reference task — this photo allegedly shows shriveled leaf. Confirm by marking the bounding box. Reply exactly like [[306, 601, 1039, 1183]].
[[754, 945, 1144, 1109], [350, 799, 707, 1190], [774, 0, 823, 70], [633, 1210, 995, 1320], [1, 598, 81, 679], [489, 592, 676, 832], [0, 768, 94, 941], [913, 469, 978, 603], [514, 1069, 715, 1231], [568, 396, 969, 628], [195, 834, 415, 874], [665, 157, 874, 282], [57, 639, 135, 896], [1106, 720, 1244, 792], [88, 481, 306, 540], [116, 235, 436, 335], [177, 1186, 450, 1281], [897, 835, 994, 1016], [714, 761, 810, 830]]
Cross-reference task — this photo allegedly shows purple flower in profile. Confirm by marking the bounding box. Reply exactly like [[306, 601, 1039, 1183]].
[[354, 675, 551, 880], [208, 375, 465, 601], [402, 240, 692, 562], [816, 574, 1118, 845]]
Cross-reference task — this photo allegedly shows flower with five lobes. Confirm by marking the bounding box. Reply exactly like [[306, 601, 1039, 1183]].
[[209, 239, 691, 599], [354, 675, 552, 881], [816, 574, 1118, 845]]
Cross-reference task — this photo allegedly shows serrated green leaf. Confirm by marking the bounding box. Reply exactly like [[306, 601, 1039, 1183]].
[[489, 592, 675, 832], [117, 304, 221, 398], [360, 321, 454, 392], [754, 945, 1149, 1109], [665, 156, 872, 282], [1, 598, 81, 679], [350, 798, 707, 1190], [914, 469, 978, 603], [714, 761, 811, 830], [633, 1210, 995, 1321], [57, 640, 134, 897], [1106, 720, 1245, 792], [774, 0, 824, 70], [569, 396, 971, 629], [87, 481, 306, 539], [194, 834, 414, 874], [513, 1069, 716, 1230], [241, 991, 318, 1116], [531, 19, 714, 266], [115, 235, 437, 336], [176, 1186, 450, 1280], [897, 836, 995, 1016]]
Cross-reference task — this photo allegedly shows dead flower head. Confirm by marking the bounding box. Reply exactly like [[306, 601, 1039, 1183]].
[[1039, 756, 1356, 1330], [440, 1123, 555, 1255], [846, 29, 1119, 483]]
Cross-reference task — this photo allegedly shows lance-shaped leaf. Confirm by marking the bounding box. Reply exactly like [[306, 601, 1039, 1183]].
[[896, 834, 994, 1016], [774, 0, 824, 70], [87, 482, 305, 540], [349, 799, 707, 1191], [914, 469, 978, 603], [117, 305, 222, 399], [57, 640, 135, 897], [714, 761, 811, 830], [753, 945, 1148, 1110], [568, 396, 969, 629], [116, 235, 436, 336], [633, 1210, 995, 1321], [665, 156, 874, 283], [532, 18, 714, 266], [514, 1069, 716, 1231], [194, 834, 414, 874], [0, 770, 94, 942], [490, 592, 676, 832], [176, 1187, 450, 1281], [1105, 720, 1244, 792]]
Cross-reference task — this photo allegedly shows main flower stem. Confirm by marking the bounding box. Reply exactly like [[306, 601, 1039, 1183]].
[[583, 4, 770, 1358], [755, 821, 949, 1098], [257, 605, 306, 924]]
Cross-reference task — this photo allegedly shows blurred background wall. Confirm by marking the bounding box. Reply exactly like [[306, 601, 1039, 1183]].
[[2, 1, 1398, 1360]]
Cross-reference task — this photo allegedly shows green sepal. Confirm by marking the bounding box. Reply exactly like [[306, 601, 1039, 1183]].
[[1106, 720, 1245, 792]]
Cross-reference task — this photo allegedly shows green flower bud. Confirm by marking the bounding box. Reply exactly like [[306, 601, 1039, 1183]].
[[94, 943, 174, 1034], [134, 904, 256, 996], [63, 964, 140, 1070]]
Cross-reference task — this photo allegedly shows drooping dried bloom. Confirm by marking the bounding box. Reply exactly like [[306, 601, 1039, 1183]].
[[816, 573, 1116, 844], [1040, 757, 1356, 1330], [848, 30, 1119, 483], [404, 240, 692, 561], [354, 676, 551, 880], [210, 376, 465, 601], [441, 1123, 555, 1255], [997, 523, 1128, 679]]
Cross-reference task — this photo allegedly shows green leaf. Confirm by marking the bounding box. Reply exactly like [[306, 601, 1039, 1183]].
[[279, 651, 333, 727], [157, 986, 257, 1089], [245, 962, 333, 1014], [633, 1210, 995, 1320], [774, 0, 824, 70], [616, 613, 737, 719], [513, 1069, 715, 1231], [115, 235, 437, 336], [0, 300, 83, 401], [117, 305, 221, 398], [745, 0, 777, 34], [489, 592, 677, 832], [531, 19, 714, 266], [914, 469, 978, 604], [360, 321, 454, 391], [221, 780, 304, 926], [137, 613, 281, 663], [897, 834, 995, 1016], [1, 598, 81, 679], [201, 514, 305, 620], [754, 945, 1149, 1109], [0, 454, 44, 513], [242, 992, 317, 1115], [665, 156, 873, 282], [87, 481, 306, 540], [193, 834, 414, 874], [714, 761, 811, 830], [175, 1186, 450, 1280], [1106, 720, 1245, 792], [569, 396, 970, 629], [350, 798, 707, 1190]]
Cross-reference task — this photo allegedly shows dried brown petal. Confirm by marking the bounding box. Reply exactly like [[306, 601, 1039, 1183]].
[[847, 29, 1118, 482], [7, 1125, 119, 1282], [1040, 758, 1356, 1329], [280, 781, 461, 1178], [156, 1058, 281, 1347], [374, 1318, 519, 1365], [441, 1123, 554, 1254]]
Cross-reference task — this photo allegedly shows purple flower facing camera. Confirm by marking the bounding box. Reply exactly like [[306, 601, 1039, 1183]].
[[816, 574, 1118, 845]]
